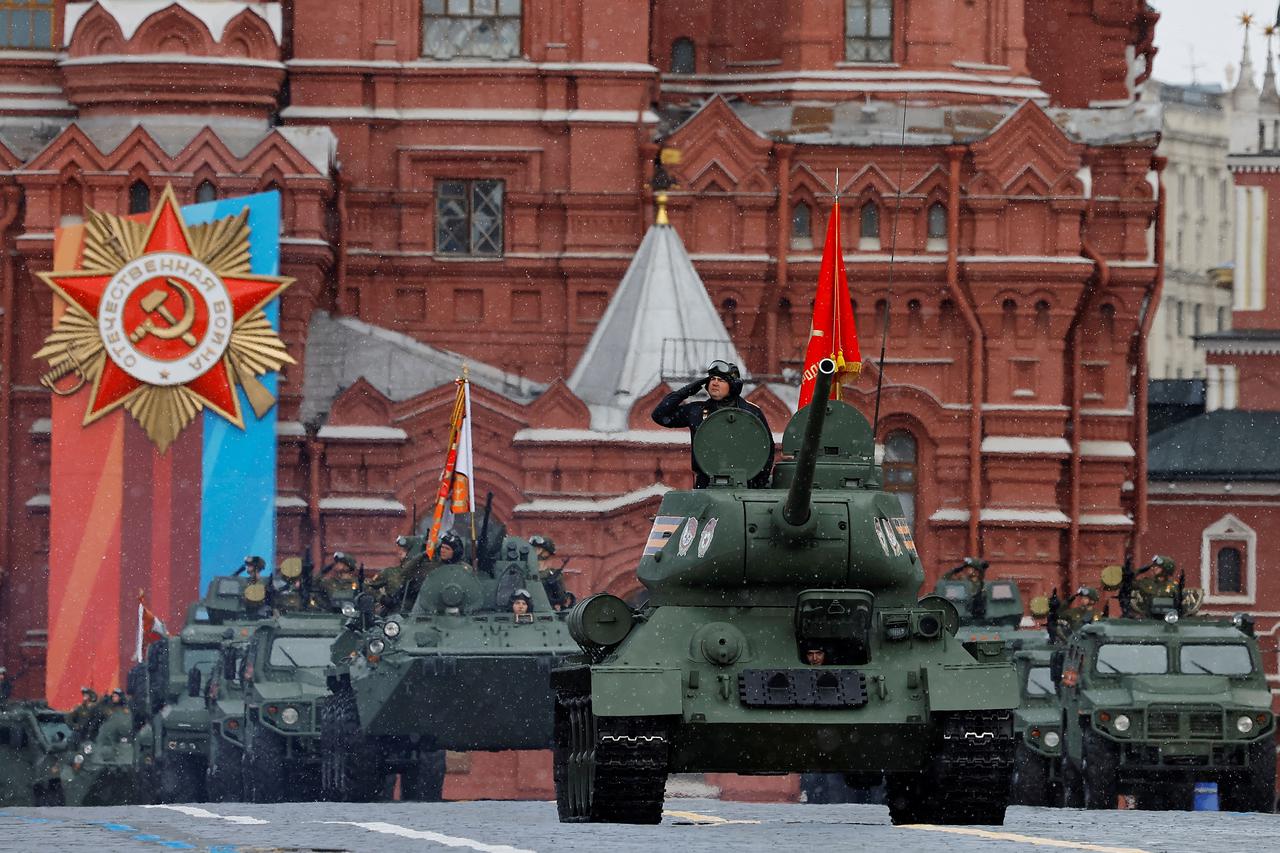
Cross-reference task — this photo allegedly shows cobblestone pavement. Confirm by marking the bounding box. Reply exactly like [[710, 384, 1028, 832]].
[[1, 799, 1276, 852]]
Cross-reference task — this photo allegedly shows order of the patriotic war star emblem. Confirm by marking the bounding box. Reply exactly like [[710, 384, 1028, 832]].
[[35, 184, 294, 451]]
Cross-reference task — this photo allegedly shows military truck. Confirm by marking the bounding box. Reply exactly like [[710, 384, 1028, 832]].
[[1056, 612, 1275, 811], [204, 634, 250, 801], [1006, 631, 1062, 806], [59, 700, 140, 806], [551, 361, 1020, 826], [238, 609, 347, 802], [321, 535, 577, 802], [0, 700, 71, 805]]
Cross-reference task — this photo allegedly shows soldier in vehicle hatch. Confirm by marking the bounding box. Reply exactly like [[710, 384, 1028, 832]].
[[510, 589, 533, 622], [651, 360, 773, 488], [530, 535, 575, 611], [803, 645, 828, 666], [371, 531, 466, 614]]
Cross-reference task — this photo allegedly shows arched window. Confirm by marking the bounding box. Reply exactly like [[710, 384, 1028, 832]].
[[720, 297, 738, 332], [791, 201, 812, 248], [1100, 303, 1116, 343], [845, 0, 893, 62], [906, 298, 923, 338], [1001, 298, 1017, 337], [196, 180, 218, 204], [671, 37, 695, 74], [128, 180, 151, 214], [859, 201, 880, 250], [926, 202, 947, 251], [1216, 546, 1243, 594], [882, 430, 917, 528], [1035, 299, 1051, 336]]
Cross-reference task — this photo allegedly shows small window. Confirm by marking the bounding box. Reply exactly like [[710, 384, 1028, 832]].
[[671, 37, 695, 74], [1175, 300, 1184, 336], [436, 179, 504, 256], [791, 201, 812, 248], [926, 202, 947, 251], [195, 180, 218, 204], [422, 0, 522, 60], [1192, 303, 1201, 336], [128, 180, 151, 214], [859, 202, 880, 250], [1217, 305, 1227, 331], [845, 0, 893, 62], [1002, 298, 1017, 337], [1216, 546, 1242, 594], [0, 1, 55, 49]]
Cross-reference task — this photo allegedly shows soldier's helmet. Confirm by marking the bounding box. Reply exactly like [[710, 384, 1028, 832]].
[[80, 686, 96, 702], [530, 535, 556, 556], [1076, 586, 1100, 602], [510, 588, 533, 605], [706, 359, 744, 397], [438, 531, 464, 562], [111, 689, 126, 705], [1150, 555, 1176, 576], [244, 555, 266, 572]]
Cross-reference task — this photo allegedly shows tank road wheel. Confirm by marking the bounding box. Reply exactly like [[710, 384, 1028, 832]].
[[320, 687, 384, 802], [1222, 734, 1277, 813], [207, 734, 244, 802], [553, 674, 669, 824], [243, 719, 286, 804], [1080, 729, 1119, 810], [1010, 744, 1053, 807], [158, 755, 205, 804], [403, 749, 446, 802], [892, 711, 1015, 825]]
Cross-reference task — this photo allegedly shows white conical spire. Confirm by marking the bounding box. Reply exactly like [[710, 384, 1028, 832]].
[[1262, 25, 1280, 110], [567, 195, 747, 431], [1235, 13, 1261, 105]]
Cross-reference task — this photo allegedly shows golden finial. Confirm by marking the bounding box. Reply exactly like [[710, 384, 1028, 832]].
[[1242, 12, 1256, 29], [1267, 23, 1277, 38], [656, 192, 669, 226]]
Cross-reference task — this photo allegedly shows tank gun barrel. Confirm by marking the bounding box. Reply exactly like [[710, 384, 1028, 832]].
[[782, 358, 836, 527]]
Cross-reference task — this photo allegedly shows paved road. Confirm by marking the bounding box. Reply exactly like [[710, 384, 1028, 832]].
[[1, 799, 1276, 852]]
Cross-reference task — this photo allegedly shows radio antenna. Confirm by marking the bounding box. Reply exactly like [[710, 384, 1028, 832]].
[[871, 99, 910, 436]]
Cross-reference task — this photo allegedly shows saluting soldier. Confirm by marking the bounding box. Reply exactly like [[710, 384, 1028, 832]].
[[530, 535, 574, 611], [651, 359, 773, 488], [370, 530, 466, 613]]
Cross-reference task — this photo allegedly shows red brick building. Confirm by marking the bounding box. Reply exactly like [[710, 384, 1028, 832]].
[[2, 0, 1163, 743]]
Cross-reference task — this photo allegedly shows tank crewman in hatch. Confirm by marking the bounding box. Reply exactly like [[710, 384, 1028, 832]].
[[510, 588, 533, 621], [802, 644, 827, 666], [370, 531, 466, 613], [530, 535, 575, 611], [651, 359, 773, 488]]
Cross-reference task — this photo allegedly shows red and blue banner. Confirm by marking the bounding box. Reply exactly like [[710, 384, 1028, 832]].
[[40, 189, 290, 707]]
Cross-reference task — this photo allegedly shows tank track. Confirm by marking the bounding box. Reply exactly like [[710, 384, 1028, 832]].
[[888, 709, 1016, 825], [553, 668, 669, 824]]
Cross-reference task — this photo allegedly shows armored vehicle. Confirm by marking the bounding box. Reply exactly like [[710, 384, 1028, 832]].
[[321, 535, 577, 802], [0, 700, 71, 805], [1057, 613, 1274, 811], [239, 609, 347, 802], [934, 558, 1024, 630], [551, 361, 1020, 825], [60, 700, 140, 806], [1006, 631, 1062, 805]]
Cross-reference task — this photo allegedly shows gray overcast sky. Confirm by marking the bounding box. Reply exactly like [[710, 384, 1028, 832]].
[[1149, 0, 1278, 88]]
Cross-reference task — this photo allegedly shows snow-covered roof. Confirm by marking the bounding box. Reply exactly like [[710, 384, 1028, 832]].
[[318, 496, 406, 513], [980, 436, 1072, 455], [301, 311, 545, 427], [64, 2, 283, 45], [513, 484, 671, 515], [567, 221, 746, 431]]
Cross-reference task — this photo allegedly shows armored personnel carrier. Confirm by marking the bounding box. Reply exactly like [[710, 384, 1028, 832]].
[[321, 535, 577, 802], [60, 700, 139, 806], [0, 700, 70, 805], [552, 361, 1020, 825], [934, 558, 1025, 631], [1056, 587, 1274, 812]]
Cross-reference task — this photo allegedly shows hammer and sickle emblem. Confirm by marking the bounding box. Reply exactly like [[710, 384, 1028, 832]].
[[130, 278, 197, 347]]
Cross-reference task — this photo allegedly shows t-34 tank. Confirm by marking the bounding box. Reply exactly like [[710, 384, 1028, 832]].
[[552, 360, 1020, 825]]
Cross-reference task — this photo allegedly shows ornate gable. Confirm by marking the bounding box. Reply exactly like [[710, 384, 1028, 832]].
[[527, 379, 591, 430], [665, 96, 774, 192], [970, 102, 1083, 193]]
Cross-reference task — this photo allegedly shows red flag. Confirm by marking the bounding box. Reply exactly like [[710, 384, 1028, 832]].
[[134, 593, 166, 663], [799, 202, 862, 407]]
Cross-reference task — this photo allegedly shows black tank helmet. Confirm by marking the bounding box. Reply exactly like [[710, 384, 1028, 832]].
[[706, 359, 743, 398], [510, 588, 533, 604], [438, 531, 464, 562]]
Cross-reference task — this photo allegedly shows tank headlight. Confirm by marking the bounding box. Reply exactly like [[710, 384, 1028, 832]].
[[383, 620, 402, 639], [1043, 730, 1061, 749], [1114, 714, 1131, 733], [82, 742, 94, 754], [1238, 715, 1255, 734], [884, 617, 910, 641], [341, 602, 357, 618], [281, 707, 300, 726], [1164, 611, 1179, 624], [367, 638, 386, 656]]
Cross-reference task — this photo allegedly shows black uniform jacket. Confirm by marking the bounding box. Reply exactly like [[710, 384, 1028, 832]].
[[651, 382, 773, 488]]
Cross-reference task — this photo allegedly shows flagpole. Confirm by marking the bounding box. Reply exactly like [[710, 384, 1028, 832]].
[[464, 365, 477, 562]]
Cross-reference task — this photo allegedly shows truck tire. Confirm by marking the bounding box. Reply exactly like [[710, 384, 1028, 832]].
[[1060, 753, 1084, 808], [207, 734, 243, 802], [320, 687, 383, 802], [1221, 734, 1277, 813], [158, 754, 205, 804], [243, 719, 286, 804], [1081, 729, 1118, 809], [1011, 744, 1053, 806], [402, 749, 446, 801]]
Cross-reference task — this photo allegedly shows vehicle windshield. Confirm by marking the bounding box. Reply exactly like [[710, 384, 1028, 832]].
[[37, 717, 73, 748], [1179, 644, 1254, 676], [1024, 666, 1055, 697], [267, 636, 333, 670], [182, 647, 220, 678], [1094, 643, 1168, 674]]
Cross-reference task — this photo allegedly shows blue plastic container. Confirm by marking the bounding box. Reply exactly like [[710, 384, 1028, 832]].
[[1193, 781, 1220, 811]]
